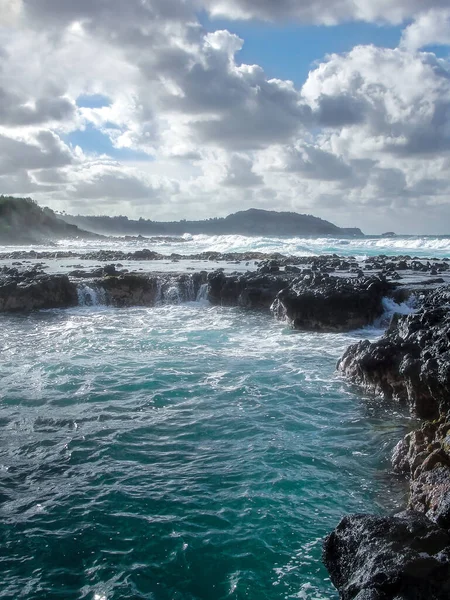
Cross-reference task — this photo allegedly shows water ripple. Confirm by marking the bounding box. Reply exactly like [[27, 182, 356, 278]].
[[0, 305, 410, 599]]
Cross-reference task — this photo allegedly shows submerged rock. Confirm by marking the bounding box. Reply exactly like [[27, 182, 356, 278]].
[[0, 268, 208, 311], [323, 511, 450, 600], [97, 273, 160, 307]]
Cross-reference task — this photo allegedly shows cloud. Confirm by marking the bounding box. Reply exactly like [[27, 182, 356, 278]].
[[0, 131, 73, 175], [401, 8, 450, 50], [221, 154, 263, 186], [54, 156, 182, 216], [21, 0, 192, 30], [0, 0, 449, 233], [0, 0, 22, 26], [272, 145, 353, 180], [303, 45, 450, 157], [0, 171, 58, 195], [0, 86, 75, 127], [67, 168, 169, 203], [111, 27, 312, 151], [314, 94, 367, 127], [201, 0, 450, 25], [25, 0, 448, 30]]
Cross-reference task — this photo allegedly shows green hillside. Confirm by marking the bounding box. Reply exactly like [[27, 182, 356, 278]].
[[0, 196, 100, 245]]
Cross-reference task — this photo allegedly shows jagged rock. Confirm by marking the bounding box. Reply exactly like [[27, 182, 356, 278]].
[[257, 259, 281, 274], [410, 468, 450, 523], [323, 511, 450, 600], [435, 490, 450, 529], [208, 271, 395, 331], [337, 286, 450, 418], [271, 274, 393, 332], [392, 418, 450, 521], [0, 269, 77, 311]]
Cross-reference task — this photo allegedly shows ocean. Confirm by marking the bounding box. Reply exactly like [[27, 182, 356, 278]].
[[1, 233, 440, 600], [5, 232, 450, 259]]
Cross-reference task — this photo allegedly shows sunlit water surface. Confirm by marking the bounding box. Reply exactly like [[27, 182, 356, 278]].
[[0, 303, 411, 600]]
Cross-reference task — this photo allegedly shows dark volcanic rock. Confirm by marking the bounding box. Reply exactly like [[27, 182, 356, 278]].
[[69, 264, 120, 278], [97, 273, 160, 307], [95, 272, 207, 307], [392, 417, 450, 522], [323, 511, 450, 600], [0, 268, 208, 311], [272, 274, 393, 332], [208, 270, 395, 331], [337, 286, 450, 418], [0, 268, 77, 311], [207, 270, 289, 310], [325, 284, 450, 598]]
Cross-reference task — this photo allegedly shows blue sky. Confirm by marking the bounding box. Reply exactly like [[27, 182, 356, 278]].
[[70, 97, 151, 161], [201, 16, 406, 84], [66, 125, 151, 161]]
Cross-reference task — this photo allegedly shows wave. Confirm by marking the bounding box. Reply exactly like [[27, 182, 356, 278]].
[[181, 233, 450, 258], [1, 233, 449, 259]]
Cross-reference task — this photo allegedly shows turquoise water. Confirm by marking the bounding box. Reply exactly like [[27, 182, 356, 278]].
[[0, 303, 410, 600]]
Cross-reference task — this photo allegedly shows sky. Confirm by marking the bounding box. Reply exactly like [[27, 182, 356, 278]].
[[0, 1, 450, 233]]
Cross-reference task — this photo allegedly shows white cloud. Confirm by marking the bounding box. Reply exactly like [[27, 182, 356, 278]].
[[0, 0, 22, 26], [201, 0, 450, 25], [401, 8, 450, 50], [0, 0, 449, 233], [269, 144, 353, 180], [221, 154, 263, 187], [0, 130, 73, 175], [303, 45, 450, 156]]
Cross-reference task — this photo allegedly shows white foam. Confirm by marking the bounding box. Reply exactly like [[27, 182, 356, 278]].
[[196, 283, 210, 305], [77, 284, 106, 306], [361, 296, 417, 332], [381, 296, 416, 317], [163, 284, 181, 305], [2, 233, 450, 259]]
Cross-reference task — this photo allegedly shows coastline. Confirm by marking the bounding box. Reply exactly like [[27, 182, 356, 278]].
[[1, 250, 450, 598]]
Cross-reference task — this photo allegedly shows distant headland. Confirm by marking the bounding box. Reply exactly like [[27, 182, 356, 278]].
[[0, 196, 101, 245], [62, 207, 364, 238], [0, 196, 364, 245]]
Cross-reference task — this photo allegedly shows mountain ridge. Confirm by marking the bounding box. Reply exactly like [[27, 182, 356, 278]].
[[61, 207, 364, 237]]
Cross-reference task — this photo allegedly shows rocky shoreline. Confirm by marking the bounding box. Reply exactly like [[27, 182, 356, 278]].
[[325, 286, 450, 599], [1, 254, 450, 598]]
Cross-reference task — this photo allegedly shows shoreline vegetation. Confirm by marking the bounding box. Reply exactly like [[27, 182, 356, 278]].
[[0, 196, 102, 245], [1, 198, 450, 598]]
